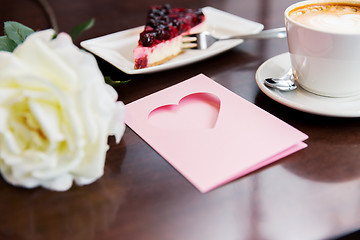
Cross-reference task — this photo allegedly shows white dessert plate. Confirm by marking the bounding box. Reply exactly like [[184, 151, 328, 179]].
[[255, 52, 360, 117], [80, 6, 264, 74]]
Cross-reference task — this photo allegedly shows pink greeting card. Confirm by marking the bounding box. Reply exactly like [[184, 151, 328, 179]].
[[125, 74, 308, 193]]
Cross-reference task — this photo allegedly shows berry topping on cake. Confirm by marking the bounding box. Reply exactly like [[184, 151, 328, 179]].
[[134, 4, 205, 69]]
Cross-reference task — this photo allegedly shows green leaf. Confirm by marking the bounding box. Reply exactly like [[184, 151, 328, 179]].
[[104, 76, 131, 87], [69, 18, 95, 41], [0, 36, 17, 52], [4, 21, 34, 45]]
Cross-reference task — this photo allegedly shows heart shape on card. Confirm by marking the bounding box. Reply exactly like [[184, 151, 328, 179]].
[[148, 92, 221, 129]]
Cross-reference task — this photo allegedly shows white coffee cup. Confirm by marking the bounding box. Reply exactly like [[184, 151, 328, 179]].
[[285, 0, 360, 97]]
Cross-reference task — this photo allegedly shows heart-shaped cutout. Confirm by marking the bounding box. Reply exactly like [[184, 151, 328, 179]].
[[148, 92, 221, 129]]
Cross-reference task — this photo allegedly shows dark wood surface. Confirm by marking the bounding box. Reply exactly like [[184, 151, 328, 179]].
[[1, 0, 360, 239]]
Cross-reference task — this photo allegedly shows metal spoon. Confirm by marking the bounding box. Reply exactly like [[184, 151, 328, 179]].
[[264, 69, 297, 91]]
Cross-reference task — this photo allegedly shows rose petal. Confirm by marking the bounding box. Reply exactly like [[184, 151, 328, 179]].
[[41, 173, 73, 191], [28, 99, 64, 144], [14, 30, 78, 91]]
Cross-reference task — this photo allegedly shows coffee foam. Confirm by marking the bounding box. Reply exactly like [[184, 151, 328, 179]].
[[289, 3, 360, 33]]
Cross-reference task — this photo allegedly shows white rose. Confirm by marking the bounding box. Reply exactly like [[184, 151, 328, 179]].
[[0, 29, 125, 191]]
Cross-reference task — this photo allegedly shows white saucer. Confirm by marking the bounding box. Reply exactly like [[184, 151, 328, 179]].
[[255, 53, 360, 117]]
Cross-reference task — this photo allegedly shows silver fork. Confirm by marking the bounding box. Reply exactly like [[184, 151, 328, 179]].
[[182, 27, 286, 50]]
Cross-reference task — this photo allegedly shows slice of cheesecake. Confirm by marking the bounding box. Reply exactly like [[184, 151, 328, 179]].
[[134, 4, 205, 69]]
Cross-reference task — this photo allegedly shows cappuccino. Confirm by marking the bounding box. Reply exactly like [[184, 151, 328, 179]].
[[289, 3, 360, 33]]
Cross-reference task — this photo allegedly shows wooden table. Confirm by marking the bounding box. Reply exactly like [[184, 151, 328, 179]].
[[1, 0, 360, 239]]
